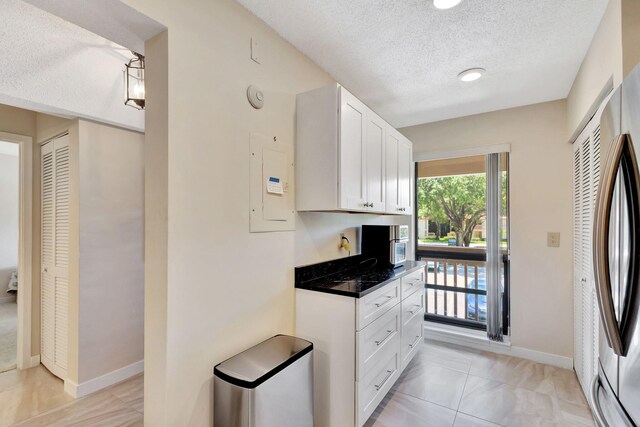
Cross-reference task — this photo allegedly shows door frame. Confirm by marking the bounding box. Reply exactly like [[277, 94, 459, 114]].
[[0, 131, 36, 370]]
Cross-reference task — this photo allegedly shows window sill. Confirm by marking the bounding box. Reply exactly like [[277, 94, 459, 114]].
[[424, 321, 512, 349]]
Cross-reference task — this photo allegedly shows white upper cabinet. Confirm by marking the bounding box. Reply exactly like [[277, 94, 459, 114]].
[[397, 137, 412, 213], [364, 110, 386, 212], [340, 89, 368, 210], [385, 127, 412, 214], [296, 83, 411, 215]]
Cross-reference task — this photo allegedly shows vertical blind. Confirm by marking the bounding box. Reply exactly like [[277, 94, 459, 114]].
[[486, 153, 503, 341]]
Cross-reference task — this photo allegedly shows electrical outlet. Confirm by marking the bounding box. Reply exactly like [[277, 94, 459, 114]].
[[547, 232, 560, 248]]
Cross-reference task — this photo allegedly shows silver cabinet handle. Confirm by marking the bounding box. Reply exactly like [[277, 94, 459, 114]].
[[374, 369, 395, 391], [593, 133, 632, 356], [374, 295, 394, 308], [43, 267, 48, 273], [375, 329, 394, 346], [409, 334, 422, 349], [409, 304, 423, 315]]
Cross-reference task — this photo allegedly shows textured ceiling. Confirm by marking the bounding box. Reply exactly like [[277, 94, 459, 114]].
[[22, 0, 165, 54], [236, 0, 609, 127], [0, 0, 144, 131]]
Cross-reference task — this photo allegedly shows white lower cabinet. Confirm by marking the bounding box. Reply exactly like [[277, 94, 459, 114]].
[[296, 267, 426, 427], [356, 304, 401, 379], [356, 349, 401, 425]]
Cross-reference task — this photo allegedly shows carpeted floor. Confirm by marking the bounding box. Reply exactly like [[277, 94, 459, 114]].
[[0, 300, 17, 373]]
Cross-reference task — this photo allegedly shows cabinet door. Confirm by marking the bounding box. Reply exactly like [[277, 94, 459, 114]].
[[365, 112, 386, 212], [339, 89, 367, 211], [397, 137, 412, 214], [385, 128, 400, 213]]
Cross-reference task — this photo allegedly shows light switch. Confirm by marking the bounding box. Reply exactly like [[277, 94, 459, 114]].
[[547, 232, 560, 248], [251, 37, 260, 64]]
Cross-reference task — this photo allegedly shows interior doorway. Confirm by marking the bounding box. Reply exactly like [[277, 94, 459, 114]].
[[0, 132, 34, 375], [0, 140, 19, 373]]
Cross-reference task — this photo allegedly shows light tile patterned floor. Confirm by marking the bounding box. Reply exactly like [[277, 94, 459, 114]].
[[0, 365, 143, 427], [0, 339, 593, 426], [365, 339, 595, 427]]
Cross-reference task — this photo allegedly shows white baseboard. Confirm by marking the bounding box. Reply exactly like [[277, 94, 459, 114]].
[[0, 294, 16, 303], [424, 324, 574, 370], [29, 355, 40, 368], [64, 360, 144, 398]]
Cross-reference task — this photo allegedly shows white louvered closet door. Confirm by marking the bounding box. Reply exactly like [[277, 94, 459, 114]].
[[41, 134, 70, 380], [573, 105, 605, 398]]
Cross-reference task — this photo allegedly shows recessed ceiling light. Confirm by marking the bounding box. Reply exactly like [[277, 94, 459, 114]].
[[433, 0, 462, 10], [458, 68, 485, 82]]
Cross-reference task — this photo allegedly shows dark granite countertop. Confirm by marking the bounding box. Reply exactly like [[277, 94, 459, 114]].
[[295, 256, 426, 298]]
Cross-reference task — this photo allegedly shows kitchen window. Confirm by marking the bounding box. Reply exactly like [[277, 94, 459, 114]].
[[415, 153, 510, 339]]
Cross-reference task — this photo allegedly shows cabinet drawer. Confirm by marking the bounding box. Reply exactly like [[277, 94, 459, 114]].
[[356, 303, 400, 380], [356, 350, 400, 427], [401, 311, 423, 368], [401, 268, 425, 300], [401, 289, 425, 326], [357, 280, 401, 330]]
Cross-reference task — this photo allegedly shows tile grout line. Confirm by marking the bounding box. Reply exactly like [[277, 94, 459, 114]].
[[456, 408, 507, 427], [455, 373, 469, 412], [392, 389, 459, 413]]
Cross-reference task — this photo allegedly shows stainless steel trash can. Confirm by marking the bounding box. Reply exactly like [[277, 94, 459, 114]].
[[213, 334, 313, 427]]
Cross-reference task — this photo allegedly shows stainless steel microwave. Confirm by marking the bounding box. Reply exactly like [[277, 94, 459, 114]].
[[361, 225, 409, 268]]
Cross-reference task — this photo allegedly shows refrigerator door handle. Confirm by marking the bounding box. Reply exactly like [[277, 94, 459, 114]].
[[593, 133, 629, 356], [590, 375, 609, 427]]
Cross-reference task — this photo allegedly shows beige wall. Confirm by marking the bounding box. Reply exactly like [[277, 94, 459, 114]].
[[143, 30, 169, 425], [401, 100, 573, 359], [0, 104, 36, 137], [566, 0, 622, 139], [0, 151, 19, 290], [124, 0, 409, 424], [76, 120, 144, 383], [622, 0, 640, 77]]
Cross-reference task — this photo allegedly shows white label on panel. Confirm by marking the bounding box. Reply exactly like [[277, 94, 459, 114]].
[[267, 176, 284, 194]]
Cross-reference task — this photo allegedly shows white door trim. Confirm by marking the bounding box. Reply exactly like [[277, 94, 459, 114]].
[[0, 131, 36, 370]]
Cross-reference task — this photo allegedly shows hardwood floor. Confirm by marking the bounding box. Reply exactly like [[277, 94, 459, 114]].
[[0, 365, 142, 427], [365, 339, 595, 427]]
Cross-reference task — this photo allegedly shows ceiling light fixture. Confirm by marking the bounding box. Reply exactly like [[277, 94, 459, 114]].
[[458, 68, 485, 82], [124, 51, 145, 110], [433, 0, 462, 10]]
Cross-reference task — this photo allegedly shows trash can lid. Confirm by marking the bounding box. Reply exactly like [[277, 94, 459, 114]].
[[213, 334, 313, 389]]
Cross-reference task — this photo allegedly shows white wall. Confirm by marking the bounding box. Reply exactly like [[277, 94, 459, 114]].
[[0, 148, 19, 292], [76, 120, 144, 384], [401, 100, 573, 359], [120, 0, 413, 424], [296, 213, 411, 266]]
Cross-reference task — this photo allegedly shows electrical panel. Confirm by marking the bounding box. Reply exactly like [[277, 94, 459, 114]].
[[250, 132, 295, 232]]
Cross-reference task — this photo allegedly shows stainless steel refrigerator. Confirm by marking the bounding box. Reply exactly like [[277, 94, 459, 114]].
[[592, 65, 640, 427]]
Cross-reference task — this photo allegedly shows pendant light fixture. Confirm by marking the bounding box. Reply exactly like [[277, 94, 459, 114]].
[[124, 51, 145, 110]]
